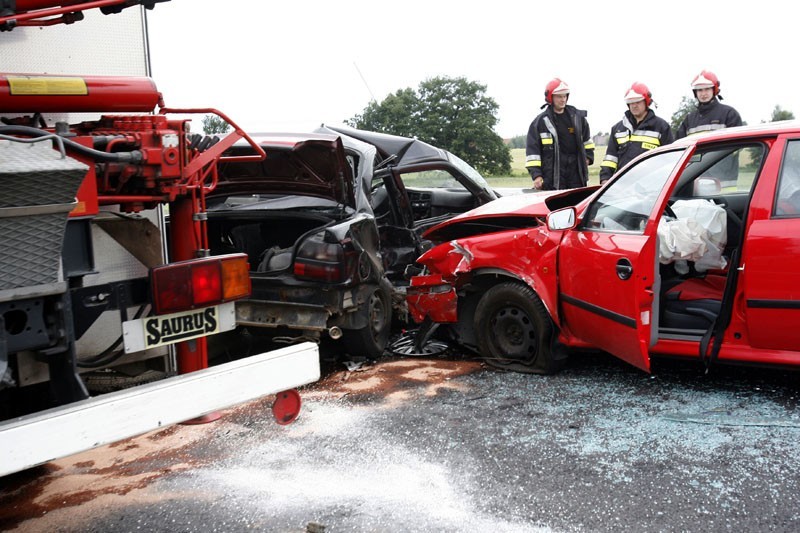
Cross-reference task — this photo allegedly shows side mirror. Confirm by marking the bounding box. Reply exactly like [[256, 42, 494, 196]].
[[693, 177, 721, 196], [547, 207, 577, 231]]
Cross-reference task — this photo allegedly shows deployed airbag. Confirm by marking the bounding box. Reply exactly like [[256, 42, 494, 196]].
[[658, 199, 727, 273]]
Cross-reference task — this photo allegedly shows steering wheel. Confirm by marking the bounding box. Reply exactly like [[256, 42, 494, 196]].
[[664, 202, 677, 220]]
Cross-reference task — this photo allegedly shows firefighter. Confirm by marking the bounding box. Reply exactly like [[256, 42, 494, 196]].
[[525, 78, 594, 190], [676, 70, 742, 139], [599, 82, 674, 185], [677, 70, 743, 184]]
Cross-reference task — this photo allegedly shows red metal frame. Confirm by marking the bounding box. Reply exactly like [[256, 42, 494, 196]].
[[1, 70, 266, 379], [0, 1, 160, 29]]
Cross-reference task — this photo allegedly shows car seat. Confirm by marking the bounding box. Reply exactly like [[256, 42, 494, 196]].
[[661, 274, 726, 330]]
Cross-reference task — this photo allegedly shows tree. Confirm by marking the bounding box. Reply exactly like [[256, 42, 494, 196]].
[[347, 76, 511, 175], [347, 88, 421, 138], [771, 105, 795, 122], [670, 95, 697, 134], [507, 135, 526, 149], [202, 115, 230, 134]]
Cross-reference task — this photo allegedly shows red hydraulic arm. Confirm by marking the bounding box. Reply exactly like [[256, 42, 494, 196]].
[[0, 72, 266, 379], [0, 0, 169, 31]]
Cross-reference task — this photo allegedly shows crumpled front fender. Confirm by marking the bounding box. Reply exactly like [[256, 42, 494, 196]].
[[410, 225, 564, 326], [406, 274, 458, 324]]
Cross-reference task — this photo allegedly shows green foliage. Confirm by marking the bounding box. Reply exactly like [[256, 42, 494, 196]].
[[771, 105, 795, 121], [670, 95, 697, 134], [347, 76, 511, 176], [506, 135, 526, 149], [347, 88, 420, 137], [202, 115, 230, 135]]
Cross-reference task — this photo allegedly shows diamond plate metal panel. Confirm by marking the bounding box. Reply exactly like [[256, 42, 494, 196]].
[[0, 142, 88, 188], [0, 143, 88, 290], [0, 215, 66, 289]]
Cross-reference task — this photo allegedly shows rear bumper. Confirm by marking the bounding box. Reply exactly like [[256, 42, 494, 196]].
[[237, 299, 333, 331], [0, 342, 320, 477], [237, 282, 375, 331]]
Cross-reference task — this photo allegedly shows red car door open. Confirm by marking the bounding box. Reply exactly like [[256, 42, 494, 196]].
[[557, 150, 686, 372]]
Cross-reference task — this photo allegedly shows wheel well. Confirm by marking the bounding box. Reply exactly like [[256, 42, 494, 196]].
[[450, 272, 531, 351], [455, 272, 561, 355], [466, 271, 530, 299]]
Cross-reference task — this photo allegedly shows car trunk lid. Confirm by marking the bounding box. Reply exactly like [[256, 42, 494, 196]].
[[215, 133, 355, 207]]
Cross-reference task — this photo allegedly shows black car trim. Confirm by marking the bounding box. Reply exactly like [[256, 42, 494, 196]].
[[561, 293, 637, 329], [747, 299, 800, 309]]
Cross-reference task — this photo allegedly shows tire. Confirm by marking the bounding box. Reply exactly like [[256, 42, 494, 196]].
[[343, 283, 392, 359], [474, 282, 560, 374]]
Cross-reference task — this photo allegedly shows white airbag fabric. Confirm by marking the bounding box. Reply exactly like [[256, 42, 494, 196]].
[[658, 199, 727, 273]]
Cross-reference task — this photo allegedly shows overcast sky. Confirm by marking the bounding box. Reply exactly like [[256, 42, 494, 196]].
[[146, 0, 799, 139]]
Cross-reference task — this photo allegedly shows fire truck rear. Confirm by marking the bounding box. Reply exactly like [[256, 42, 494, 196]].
[[0, 1, 320, 477]]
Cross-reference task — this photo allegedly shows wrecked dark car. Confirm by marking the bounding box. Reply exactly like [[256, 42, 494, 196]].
[[407, 122, 800, 375], [205, 126, 501, 358]]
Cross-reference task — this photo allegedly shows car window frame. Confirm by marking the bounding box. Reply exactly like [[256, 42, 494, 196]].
[[580, 148, 686, 235], [774, 138, 800, 218]]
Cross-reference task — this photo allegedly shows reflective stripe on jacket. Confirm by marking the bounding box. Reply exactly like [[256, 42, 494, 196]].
[[676, 98, 742, 139], [599, 109, 674, 182], [525, 104, 593, 190]]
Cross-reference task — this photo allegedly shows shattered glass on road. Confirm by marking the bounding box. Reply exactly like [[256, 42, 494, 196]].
[[3, 355, 800, 532]]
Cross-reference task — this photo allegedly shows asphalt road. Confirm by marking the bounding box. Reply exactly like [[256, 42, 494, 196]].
[[2, 351, 800, 532]]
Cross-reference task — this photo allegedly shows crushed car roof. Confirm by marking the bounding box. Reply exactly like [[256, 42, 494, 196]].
[[320, 124, 450, 167]]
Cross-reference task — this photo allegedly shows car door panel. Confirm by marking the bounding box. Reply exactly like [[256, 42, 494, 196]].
[[557, 149, 687, 372], [741, 136, 800, 352], [742, 219, 800, 350], [559, 232, 656, 372]]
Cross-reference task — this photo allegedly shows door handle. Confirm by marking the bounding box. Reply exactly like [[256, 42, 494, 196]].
[[616, 258, 633, 280]]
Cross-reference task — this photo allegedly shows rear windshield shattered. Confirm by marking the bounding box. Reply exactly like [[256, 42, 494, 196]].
[[208, 195, 350, 213]]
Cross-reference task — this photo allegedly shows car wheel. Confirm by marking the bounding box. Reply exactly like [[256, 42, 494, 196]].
[[474, 282, 559, 374], [343, 283, 392, 359]]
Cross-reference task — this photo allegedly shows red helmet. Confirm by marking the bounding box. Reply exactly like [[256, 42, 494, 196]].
[[544, 78, 570, 104], [691, 70, 720, 96], [624, 82, 652, 107]]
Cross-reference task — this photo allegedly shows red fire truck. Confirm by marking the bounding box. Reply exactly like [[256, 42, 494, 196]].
[[0, 1, 320, 477]]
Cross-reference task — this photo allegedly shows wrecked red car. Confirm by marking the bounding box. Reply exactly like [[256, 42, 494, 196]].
[[408, 122, 800, 373]]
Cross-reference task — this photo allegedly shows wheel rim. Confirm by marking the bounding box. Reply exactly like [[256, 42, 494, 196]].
[[388, 330, 449, 357], [367, 291, 386, 340], [487, 304, 537, 361]]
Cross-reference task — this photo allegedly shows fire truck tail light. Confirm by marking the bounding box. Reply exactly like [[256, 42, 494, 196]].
[[221, 255, 252, 300], [152, 265, 192, 314], [192, 262, 223, 306], [151, 254, 252, 315]]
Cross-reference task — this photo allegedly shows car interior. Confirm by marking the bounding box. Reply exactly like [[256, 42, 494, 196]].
[[657, 143, 766, 338], [369, 165, 491, 283]]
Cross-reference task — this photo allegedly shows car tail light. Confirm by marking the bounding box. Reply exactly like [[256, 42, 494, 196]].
[[151, 254, 252, 315], [294, 231, 345, 282]]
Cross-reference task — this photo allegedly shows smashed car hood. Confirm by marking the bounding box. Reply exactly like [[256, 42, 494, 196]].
[[422, 187, 598, 242], [421, 191, 555, 241], [214, 133, 355, 207]]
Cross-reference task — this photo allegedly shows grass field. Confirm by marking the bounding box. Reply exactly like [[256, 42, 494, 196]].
[[487, 147, 606, 188]]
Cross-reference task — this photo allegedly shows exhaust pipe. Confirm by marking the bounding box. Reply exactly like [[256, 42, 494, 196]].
[[328, 326, 343, 340]]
